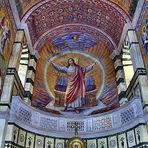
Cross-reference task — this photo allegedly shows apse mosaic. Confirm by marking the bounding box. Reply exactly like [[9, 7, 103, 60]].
[[32, 38, 119, 115], [136, 0, 148, 75], [45, 51, 105, 112]]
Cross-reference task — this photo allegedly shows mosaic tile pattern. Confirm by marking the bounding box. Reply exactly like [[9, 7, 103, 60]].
[[10, 96, 144, 135], [15, 0, 133, 19], [53, 33, 97, 51], [26, 0, 127, 47]]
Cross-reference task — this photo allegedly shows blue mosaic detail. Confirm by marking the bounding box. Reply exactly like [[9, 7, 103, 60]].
[[53, 33, 97, 50]]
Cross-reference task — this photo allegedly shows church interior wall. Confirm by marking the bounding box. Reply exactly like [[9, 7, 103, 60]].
[[3, 123, 148, 148]]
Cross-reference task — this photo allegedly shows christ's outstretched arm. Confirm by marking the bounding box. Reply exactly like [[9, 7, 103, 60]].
[[51, 62, 68, 73], [83, 62, 96, 73]]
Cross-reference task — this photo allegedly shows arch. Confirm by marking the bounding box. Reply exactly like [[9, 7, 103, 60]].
[[33, 24, 117, 52]]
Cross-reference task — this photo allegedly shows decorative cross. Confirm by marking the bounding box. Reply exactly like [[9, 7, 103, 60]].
[[70, 122, 81, 137]]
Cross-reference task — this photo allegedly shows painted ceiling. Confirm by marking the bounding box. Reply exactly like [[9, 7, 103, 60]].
[[52, 33, 97, 51], [17, 0, 131, 52], [13, 0, 133, 115], [16, 0, 132, 19]]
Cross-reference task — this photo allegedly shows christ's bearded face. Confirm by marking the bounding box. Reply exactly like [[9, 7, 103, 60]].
[[68, 58, 75, 66]]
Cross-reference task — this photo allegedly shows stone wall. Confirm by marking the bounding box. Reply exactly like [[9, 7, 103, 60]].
[[2, 96, 148, 148]]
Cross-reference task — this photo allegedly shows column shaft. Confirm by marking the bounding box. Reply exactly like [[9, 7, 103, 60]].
[[24, 55, 37, 103]]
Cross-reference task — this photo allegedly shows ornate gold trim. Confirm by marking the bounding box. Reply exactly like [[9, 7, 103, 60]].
[[67, 137, 86, 148]]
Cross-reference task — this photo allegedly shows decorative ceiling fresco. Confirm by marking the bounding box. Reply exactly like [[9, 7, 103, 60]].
[[34, 24, 116, 52], [32, 36, 119, 115], [15, 0, 133, 19], [136, 0, 148, 75], [52, 33, 97, 51], [24, 0, 130, 48]]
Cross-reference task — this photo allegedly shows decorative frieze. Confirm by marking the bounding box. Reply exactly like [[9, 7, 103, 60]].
[[4, 123, 148, 148], [9, 96, 146, 138]]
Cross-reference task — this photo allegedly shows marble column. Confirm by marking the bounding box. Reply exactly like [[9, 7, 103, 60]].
[[0, 30, 24, 111], [18, 43, 29, 87], [0, 30, 24, 148], [127, 30, 144, 71], [24, 54, 37, 104], [111, 50, 128, 106]]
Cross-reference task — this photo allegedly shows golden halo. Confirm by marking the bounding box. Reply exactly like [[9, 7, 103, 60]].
[[142, 26, 146, 33]]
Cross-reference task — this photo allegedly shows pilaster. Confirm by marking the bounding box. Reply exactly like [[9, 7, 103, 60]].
[[24, 55, 37, 104], [112, 51, 128, 106], [0, 30, 24, 111], [127, 30, 144, 71], [0, 30, 25, 148]]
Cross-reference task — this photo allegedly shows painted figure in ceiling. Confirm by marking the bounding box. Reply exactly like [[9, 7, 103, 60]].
[[51, 58, 96, 111], [141, 19, 148, 55], [0, 17, 9, 55]]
